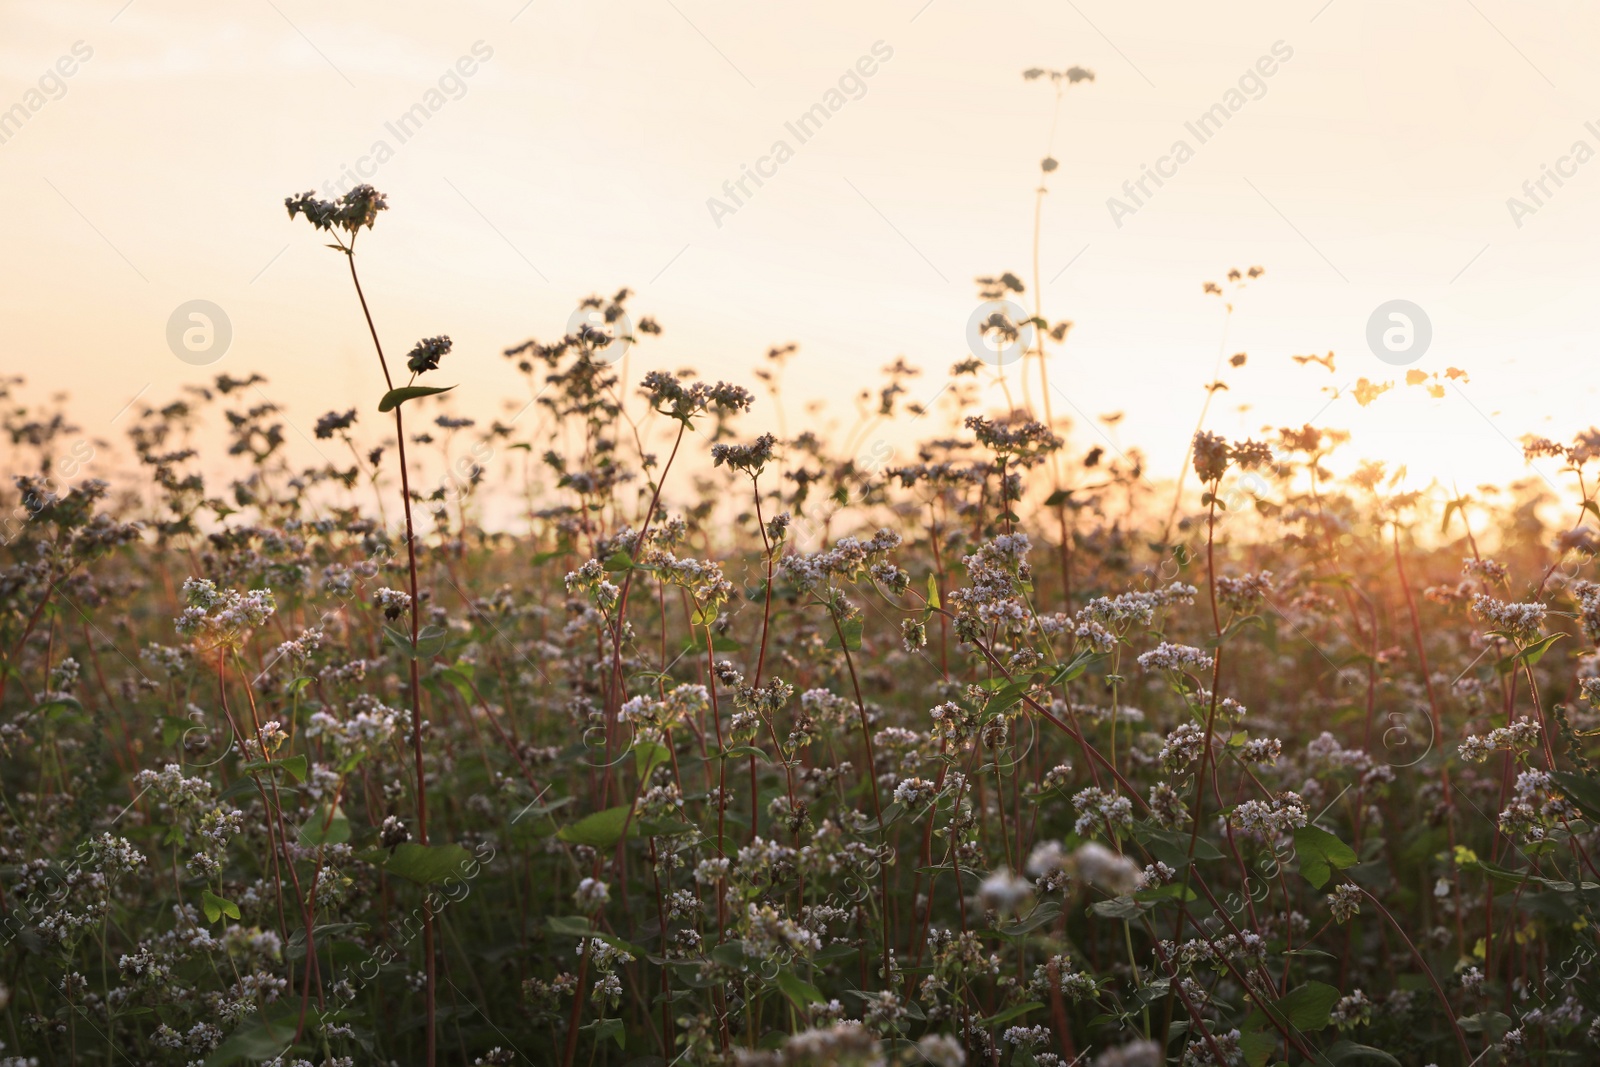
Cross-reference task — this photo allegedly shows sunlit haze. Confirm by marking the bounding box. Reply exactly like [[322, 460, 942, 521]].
[[5, 0, 1598, 496]]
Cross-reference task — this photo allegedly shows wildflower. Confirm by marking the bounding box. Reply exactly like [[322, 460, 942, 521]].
[[640, 371, 754, 424], [1239, 737, 1282, 764], [977, 866, 1033, 914], [175, 578, 277, 649], [1328, 883, 1362, 923], [928, 701, 978, 749], [1331, 988, 1373, 1030], [284, 184, 387, 233], [711, 432, 777, 475], [1003, 1025, 1050, 1051], [1066, 842, 1140, 895], [1094, 1041, 1163, 1067], [1149, 781, 1189, 828], [1464, 558, 1509, 584], [1137, 861, 1177, 890], [405, 335, 452, 375], [1138, 642, 1214, 674], [375, 587, 412, 620], [1216, 571, 1273, 614], [1160, 721, 1207, 774], [88, 834, 146, 876], [1180, 1028, 1242, 1067], [1193, 430, 1230, 483], [1470, 594, 1546, 643], [901, 618, 927, 651], [314, 408, 357, 439], [1072, 787, 1134, 838], [892, 776, 938, 807], [1231, 792, 1309, 837], [915, 1034, 966, 1067], [1025, 840, 1065, 879], [380, 815, 410, 849], [744, 902, 821, 958], [576, 883, 611, 915], [780, 1022, 883, 1066], [965, 415, 1061, 463], [1230, 438, 1273, 470], [1458, 716, 1540, 763]]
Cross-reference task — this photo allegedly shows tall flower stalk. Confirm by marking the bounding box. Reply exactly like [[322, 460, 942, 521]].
[[286, 185, 453, 1067]]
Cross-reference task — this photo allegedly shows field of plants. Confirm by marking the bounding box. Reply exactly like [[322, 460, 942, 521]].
[[3, 186, 1600, 1067]]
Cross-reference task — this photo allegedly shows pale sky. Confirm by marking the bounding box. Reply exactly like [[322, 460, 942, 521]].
[[4, 0, 1600, 500]]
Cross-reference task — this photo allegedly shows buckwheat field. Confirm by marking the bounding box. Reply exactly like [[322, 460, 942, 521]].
[[5, 181, 1600, 1067]]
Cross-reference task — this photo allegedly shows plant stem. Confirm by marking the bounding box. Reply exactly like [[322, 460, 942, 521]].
[[343, 249, 434, 1067]]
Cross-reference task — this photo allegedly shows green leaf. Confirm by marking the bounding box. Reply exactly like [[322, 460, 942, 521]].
[[925, 572, 941, 609], [682, 632, 743, 653], [33, 695, 84, 719], [438, 666, 477, 705], [1516, 631, 1565, 667], [1294, 825, 1358, 889], [1238, 1029, 1275, 1067], [776, 968, 824, 1009], [557, 805, 634, 848], [1275, 981, 1339, 1030], [1286, 947, 1338, 960], [1553, 771, 1600, 824], [382, 842, 477, 885], [979, 1001, 1042, 1027], [1045, 648, 1101, 687], [853, 801, 905, 835], [984, 679, 1034, 716], [1324, 1039, 1401, 1066], [1456, 1011, 1512, 1039], [999, 900, 1061, 936], [1134, 882, 1196, 904], [581, 1017, 625, 1051], [711, 940, 750, 968], [1089, 896, 1148, 920], [546, 915, 593, 937], [633, 740, 670, 780], [278, 754, 308, 785], [813, 943, 858, 963], [238, 755, 306, 784], [825, 616, 863, 651], [378, 384, 456, 412], [201, 889, 240, 924], [1207, 613, 1265, 648], [298, 804, 351, 847], [914, 863, 983, 888], [385, 623, 449, 661], [713, 745, 767, 762], [1139, 824, 1222, 866], [205, 1012, 301, 1066], [636, 816, 696, 837]]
